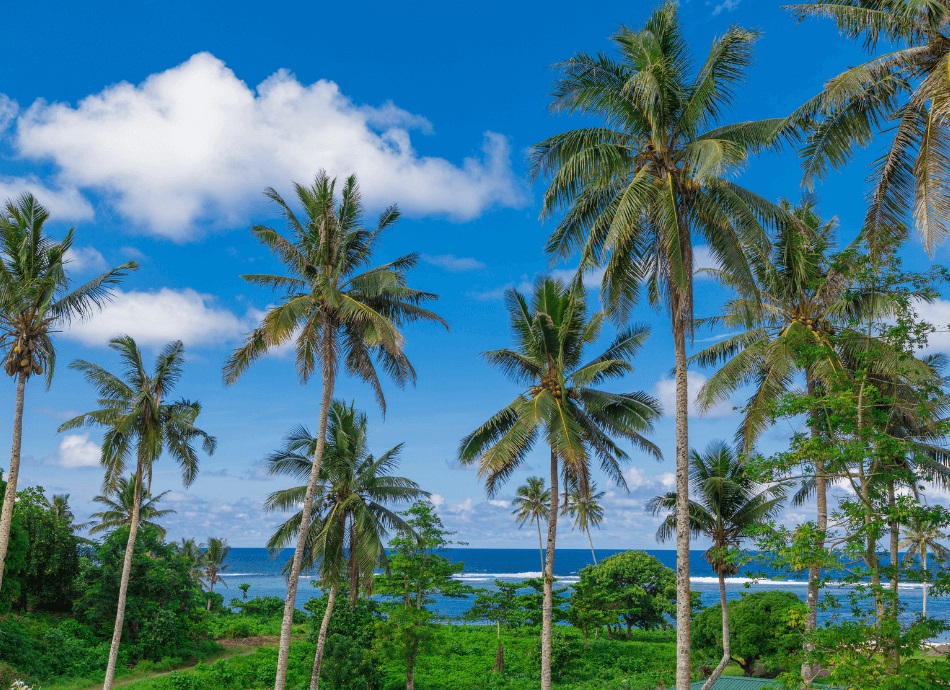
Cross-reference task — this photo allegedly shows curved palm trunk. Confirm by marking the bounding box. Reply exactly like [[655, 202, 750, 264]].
[[310, 581, 337, 690], [702, 573, 730, 690], [586, 528, 597, 565], [540, 447, 559, 690], [103, 463, 144, 690], [803, 375, 827, 682], [536, 519, 544, 574], [0, 373, 27, 592], [348, 518, 359, 606], [274, 363, 337, 690], [673, 319, 691, 690]]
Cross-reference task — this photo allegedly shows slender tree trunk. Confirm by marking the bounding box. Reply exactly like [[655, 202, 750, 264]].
[[803, 374, 826, 682], [537, 519, 544, 574], [495, 621, 504, 673], [673, 319, 691, 690], [348, 518, 359, 605], [274, 361, 337, 690], [587, 528, 597, 565], [923, 550, 929, 618], [541, 447, 559, 690], [702, 573, 731, 690], [406, 641, 418, 690], [103, 463, 144, 690], [310, 581, 337, 690], [0, 373, 27, 593], [887, 481, 899, 617]]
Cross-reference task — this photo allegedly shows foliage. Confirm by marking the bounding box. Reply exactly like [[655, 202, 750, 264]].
[[0, 475, 27, 613], [89, 478, 175, 539], [305, 593, 383, 689]]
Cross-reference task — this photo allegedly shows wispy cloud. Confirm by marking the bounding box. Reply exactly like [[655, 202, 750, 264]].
[[421, 253, 486, 272], [709, 0, 741, 16]]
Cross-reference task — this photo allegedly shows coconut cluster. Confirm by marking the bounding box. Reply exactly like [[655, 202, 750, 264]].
[[5, 338, 43, 378]]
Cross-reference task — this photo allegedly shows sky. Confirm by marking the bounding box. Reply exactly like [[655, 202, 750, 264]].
[[1, 0, 949, 549]]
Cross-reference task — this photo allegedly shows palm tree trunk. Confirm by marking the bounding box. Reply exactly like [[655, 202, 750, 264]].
[[0, 373, 27, 592], [495, 620, 504, 673], [586, 528, 597, 565], [673, 317, 691, 690], [923, 550, 929, 618], [803, 374, 826, 682], [702, 572, 730, 690], [274, 360, 337, 690], [536, 519, 544, 574], [348, 517, 358, 605], [540, 447, 559, 690], [103, 463, 144, 690], [310, 581, 337, 690], [887, 481, 899, 617]]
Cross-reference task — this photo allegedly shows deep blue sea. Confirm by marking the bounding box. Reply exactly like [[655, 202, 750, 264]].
[[219, 548, 950, 642]]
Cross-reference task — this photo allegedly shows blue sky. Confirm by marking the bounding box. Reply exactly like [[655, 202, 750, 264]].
[[1, 0, 948, 548]]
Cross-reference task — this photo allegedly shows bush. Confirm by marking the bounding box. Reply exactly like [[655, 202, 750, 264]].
[[306, 594, 382, 689]]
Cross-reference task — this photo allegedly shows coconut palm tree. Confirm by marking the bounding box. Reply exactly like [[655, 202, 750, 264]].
[[59, 335, 216, 690], [901, 512, 950, 618], [512, 477, 550, 573], [787, 0, 950, 254], [563, 481, 605, 564], [0, 193, 137, 594], [176, 537, 205, 585], [264, 401, 425, 690], [459, 277, 661, 690], [89, 477, 175, 539], [649, 441, 786, 690], [202, 537, 230, 610], [223, 173, 445, 690], [529, 7, 794, 685]]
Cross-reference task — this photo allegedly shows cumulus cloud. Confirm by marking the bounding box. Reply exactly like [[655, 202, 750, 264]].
[[0, 175, 93, 221], [653, 370, 734, 418], [421, 254, 485, 272], [46, 433, 100, 469], [915, 298, 950, 354], [65, 245, 107, 273], [14, 53, 524, 240], [63, 288, 247, 348]]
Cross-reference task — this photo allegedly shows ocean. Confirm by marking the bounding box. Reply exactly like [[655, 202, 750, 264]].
[[218, 548, 950, 642]]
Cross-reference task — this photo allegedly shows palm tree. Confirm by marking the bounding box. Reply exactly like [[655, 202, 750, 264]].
[[264, 401, 424, 690], [512, 477, 550, 573], [900, 512, 950, 618], [0, 193, 137, 594], [459, 277, 661, 690], [202, 537, 230, 610], [649, 441, 786, 690], [223, 173, 445, 690], [89, 477, 175, 539], [59, 335, 216, 690], [563, 481, 605, 564], [529, 7, 794, 685], [787, 0, 950, 254], [176, 537, 205, 585]]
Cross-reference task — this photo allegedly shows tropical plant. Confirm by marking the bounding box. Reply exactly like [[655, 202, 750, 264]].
[[264, 401, 424, 688], [176, 537, 205, 585], [89, 477, 175, 539], [787, 0, 950, 254], [529, 6, 794, 685], [223, 172, 444, 690], [0, 193, 136, 595], [900, 509, 950, 617], [59, 335, 216, 690], [202, 537, 230, 610], [649, 441, 786, 690], [238, 583, 251, 601], [512, 476, 550, 573], [459, 277, 660, 689], [563, 481, 605, 564]]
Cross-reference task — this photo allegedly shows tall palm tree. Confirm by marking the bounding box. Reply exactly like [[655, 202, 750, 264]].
[[900, 512, 950, 618], [223, 173, 445, 690], [263, 401, 424, 690], [89, 476, 175, 539], [787, 0, 950, 254], [512, 476, 550, 573], [0, 193, 137, 594], [202, 537, 230, 610], [649, 441, 786, 690], [529, 7, 794, 685], [459, 277, 661, 690], [563, 481, 605, 564], [59, 335, 216, 690]]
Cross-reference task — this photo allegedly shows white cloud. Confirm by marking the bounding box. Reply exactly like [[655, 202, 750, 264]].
[[430, 493, 445, 508], [550, 266, 606, 290], [653, 370, 734, 418], [15, 52, 524, 240], [0, 175, 93, 221], [46, 433, 100, 469], [470, 277, 533, 301], [421, 254, 485, 272], [709, 0, 742, 16], [0, 95, 17, 131], [65, 245, 107, 273], [63, 287, 247, 348], [915, 298, 950, 354]]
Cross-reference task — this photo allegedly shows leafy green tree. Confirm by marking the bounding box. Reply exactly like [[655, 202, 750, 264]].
[[175, 538, 205, 585], [512, 477, 550, 573], [202, 537, 230, 610], [465, 580, 534, 673], [238, 583, 251, 601], [305, 594, 383, 690], [60, 336, 216, 690], [0, 472, 26, 612], [374, 501, 471, 690], [529, 7, 793, 684], [650, 442, 786, 690], [692, 591, 807, 678], [223, 173, 445, 690], [459, 277, 660, 689], [0, 193, 136, 596], [568, 551, 677, 641], [562, 482, 605, 564], [89, 477, 175, 539], [900, 507, 950, 618]]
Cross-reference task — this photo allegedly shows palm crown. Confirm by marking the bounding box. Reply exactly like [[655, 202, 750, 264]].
[[512, 477, 550, 528], [89, 476, 174, 539]]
